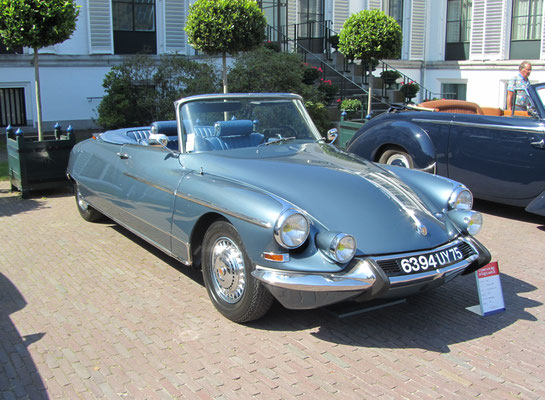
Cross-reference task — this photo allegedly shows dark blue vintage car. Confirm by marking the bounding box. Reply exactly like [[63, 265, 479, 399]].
[[68, 93, 490, 322], [346, 83, 545, 216]]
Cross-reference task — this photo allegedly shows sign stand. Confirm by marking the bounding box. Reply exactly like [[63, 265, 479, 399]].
[[467, 262, 505, 316]]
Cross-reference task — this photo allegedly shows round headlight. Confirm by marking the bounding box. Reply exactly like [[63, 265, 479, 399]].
[[448, 210, 483, 236], [465, 211, 483, 235], [329, 233, 357, 263], [449, 187, 473, 210], [274, 209, 310, 249]]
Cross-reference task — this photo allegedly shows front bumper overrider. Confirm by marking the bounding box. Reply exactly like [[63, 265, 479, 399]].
[[251, 236, 491, 310]]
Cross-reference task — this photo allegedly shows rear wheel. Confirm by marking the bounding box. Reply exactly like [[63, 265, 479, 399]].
[[202, 221, 273, 323], [378, 148, 414, 169], [75, 184, 103, 222]]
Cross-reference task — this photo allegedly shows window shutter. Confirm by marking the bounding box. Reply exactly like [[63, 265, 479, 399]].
[[539, 13, 545, 60], [333, 0, 350, 32], [87, 0, 113, 54], [470, 0, 506, 60], [409, 0, 426, 60], [369, 0, 382, 10], [164, 0, 186, 53]]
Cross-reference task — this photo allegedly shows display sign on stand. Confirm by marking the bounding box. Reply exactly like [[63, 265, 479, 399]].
[[466, 262, 505, 316]]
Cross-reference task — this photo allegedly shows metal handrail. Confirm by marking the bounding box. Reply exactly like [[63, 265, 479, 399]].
[[266, 24, 391, 110]]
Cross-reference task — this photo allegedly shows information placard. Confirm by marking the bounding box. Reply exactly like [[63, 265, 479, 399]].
[[471, 262, 505, 316]]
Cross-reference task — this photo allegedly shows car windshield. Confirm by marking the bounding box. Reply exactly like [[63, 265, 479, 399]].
[[179, 96, 321, 152]]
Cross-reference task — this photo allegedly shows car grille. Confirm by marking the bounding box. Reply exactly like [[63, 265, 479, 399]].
[[374, 241, 475, 277]]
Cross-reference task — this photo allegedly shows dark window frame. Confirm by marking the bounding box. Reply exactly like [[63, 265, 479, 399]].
[[112, 0, 157, 54]]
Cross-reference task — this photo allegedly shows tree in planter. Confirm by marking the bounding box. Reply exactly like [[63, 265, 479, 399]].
[[0, 0, 79, 140], [338, 10, 401, 118], [185, 0, 266, 93]]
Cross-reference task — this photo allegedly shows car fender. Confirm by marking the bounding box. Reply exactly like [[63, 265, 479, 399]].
[[347, 118, 436, 171], [171, 171, 294, 264]]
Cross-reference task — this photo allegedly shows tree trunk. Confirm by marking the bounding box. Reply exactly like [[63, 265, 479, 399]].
[[33, 48, 44, 141], [222, 52, 228, 94], [366, 63, 373, 118]]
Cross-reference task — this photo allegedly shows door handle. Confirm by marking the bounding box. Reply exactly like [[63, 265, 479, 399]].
[[116, 152, 130, 159], [531, 139, 545, 149]]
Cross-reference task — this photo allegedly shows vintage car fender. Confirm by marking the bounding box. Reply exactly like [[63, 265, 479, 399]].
[[347, 118, 436, 171], [170, 170, 339, 274]]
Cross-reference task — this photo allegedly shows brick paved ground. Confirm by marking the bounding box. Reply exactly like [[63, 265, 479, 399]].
[[0, 181, 544, 399]]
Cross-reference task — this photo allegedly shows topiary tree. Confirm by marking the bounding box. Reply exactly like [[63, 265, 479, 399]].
[[0, 0, 79, 140], [185, 0, 266, 93], [338, 10, 401, 118]]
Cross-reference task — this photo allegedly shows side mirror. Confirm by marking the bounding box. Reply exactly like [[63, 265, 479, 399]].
[[149, 133, 169, 147], [327, 128, 338, 144]]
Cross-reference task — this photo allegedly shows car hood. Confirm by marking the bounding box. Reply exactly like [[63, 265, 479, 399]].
[[187, 142, 457, 255]]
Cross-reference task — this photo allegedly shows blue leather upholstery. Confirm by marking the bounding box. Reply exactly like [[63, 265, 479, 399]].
[[150, 121, 178, 150], [126, 129, 150, 143], [195, 120, 264, 151], [194, 126, 215, 138]]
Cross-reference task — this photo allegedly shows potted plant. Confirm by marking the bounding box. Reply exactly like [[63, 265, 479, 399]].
[[400, 81, 420, 103], [339, 98, 363, 120], [380, 69, 402, 87], [317, 79, 339, 104], [0, 0, 80, 197], [302, 63, 322, 85]]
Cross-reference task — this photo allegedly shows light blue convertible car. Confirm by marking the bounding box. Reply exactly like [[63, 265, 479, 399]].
[[67, 93, 491, 322]]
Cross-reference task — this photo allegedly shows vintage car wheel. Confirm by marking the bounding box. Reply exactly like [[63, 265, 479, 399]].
[[379, 148, 414, 169], [202, 221, 273, 322], [75, 184, 103, 222]]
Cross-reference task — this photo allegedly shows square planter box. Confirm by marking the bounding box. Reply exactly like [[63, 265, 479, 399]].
[[6, 126, 75, 198]]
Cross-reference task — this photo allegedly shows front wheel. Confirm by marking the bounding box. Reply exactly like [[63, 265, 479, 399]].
[[202, 221, 273, 323], [378, 148, 414, 169], [75, 184, 103, 222]]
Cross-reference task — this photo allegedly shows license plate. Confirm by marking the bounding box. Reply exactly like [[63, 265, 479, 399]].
[[399, 246, 464, 274]]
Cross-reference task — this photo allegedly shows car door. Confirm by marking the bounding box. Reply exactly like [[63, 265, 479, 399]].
[[115, 144, 189, 254], [447, 113, 545, 204]]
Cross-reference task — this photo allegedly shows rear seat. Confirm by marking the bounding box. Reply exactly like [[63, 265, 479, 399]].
[[418, 99, 529, 117]]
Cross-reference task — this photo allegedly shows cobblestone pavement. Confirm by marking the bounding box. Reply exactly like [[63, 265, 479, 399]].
[[0, 181, 544, 399]]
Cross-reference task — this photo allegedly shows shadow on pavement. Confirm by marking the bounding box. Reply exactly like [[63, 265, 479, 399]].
[[473, 198, 545, 227], [0, 273, 48, 399], [0, 184, 73, 218], [250, 272, 540, 353]]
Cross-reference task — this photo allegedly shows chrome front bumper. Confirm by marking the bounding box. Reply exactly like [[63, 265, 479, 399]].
[[252, 237, 488, 310]]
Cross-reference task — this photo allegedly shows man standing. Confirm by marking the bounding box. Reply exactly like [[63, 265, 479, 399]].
[[506, 61, 532, 111]]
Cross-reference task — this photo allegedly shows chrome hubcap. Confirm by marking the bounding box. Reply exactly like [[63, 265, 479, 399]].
[[387, 154, 411, 168], [210, 237, 246, 304]]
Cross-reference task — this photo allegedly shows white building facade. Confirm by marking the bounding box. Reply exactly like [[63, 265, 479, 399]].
[[1, 0, 544, 131]]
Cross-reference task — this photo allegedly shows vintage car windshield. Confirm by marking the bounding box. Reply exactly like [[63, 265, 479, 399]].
[[179, 97, 321, 152]]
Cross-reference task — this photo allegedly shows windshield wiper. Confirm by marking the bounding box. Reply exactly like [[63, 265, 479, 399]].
[[259, 136, 297, 146]]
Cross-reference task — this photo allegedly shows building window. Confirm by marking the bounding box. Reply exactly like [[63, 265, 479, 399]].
[[388, 0, 403, 30], [0, 88, 27, 127], [445, 0, 472, 60], [298, 0, 325, 37], [112, 0, 156, 54], [510, 0, 543, 59], [441, 83, 467, 100]]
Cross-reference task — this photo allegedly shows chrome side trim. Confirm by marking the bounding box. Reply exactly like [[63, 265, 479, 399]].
[[451, 120, 545, 133], [417, 162, 436, 174], [77, 192, 192, 266], [124, 172, 272, 229], [411, 117, 545, 133], [252, 259, 377, 292]]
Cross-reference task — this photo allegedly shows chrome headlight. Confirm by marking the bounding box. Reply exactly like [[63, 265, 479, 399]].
[[316, 231, 357, 263], [448, 210, 483, 236], [449, 186, 473, 210], [274, 209, 310, 249]]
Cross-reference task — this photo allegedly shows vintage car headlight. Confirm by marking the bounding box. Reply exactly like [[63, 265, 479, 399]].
[[274, 209, 310, 249], [316, 231, 357, 263], [448, 210, 483, 235], [449, 186, 473, 210]]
